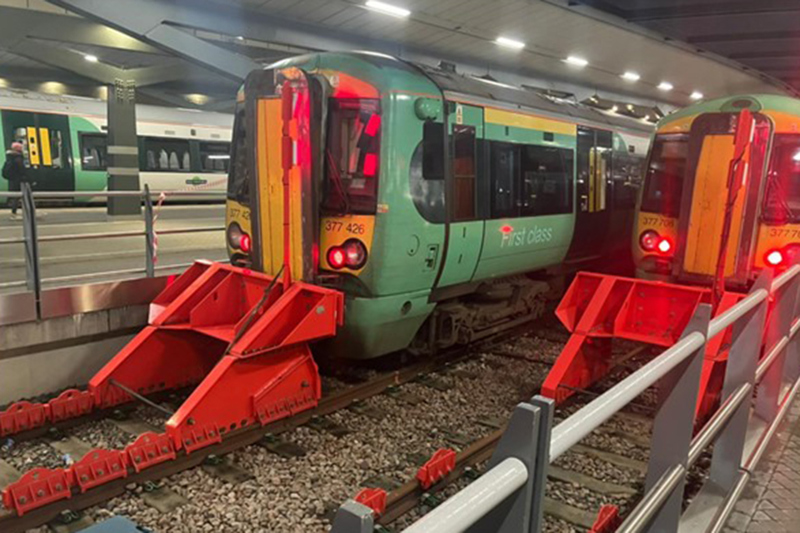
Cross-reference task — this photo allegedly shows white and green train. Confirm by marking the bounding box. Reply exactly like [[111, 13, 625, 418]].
[[0, 89, 233, 197]]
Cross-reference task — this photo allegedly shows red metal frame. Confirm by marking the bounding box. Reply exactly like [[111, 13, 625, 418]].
[[542, 272, 744, 423], [354, 487, 387, 516], [589, 504, 621, 533]]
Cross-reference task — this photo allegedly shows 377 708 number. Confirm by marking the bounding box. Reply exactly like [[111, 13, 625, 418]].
[[641, 216, 675, 228], [768, 228, 800, 239], [325, 220, 366, 235]]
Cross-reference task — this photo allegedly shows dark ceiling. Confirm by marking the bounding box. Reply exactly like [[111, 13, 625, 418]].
[[567, 0, 800, 95]]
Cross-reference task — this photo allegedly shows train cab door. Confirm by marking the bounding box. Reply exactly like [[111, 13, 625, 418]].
[[567, 126, 613, 261], [676, 112, 771, 284], [1, 110, 74, 191], [435, 102, 484, 289], [246, 68, 320, 282]]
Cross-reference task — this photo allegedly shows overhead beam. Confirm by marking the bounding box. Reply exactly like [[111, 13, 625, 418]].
[[48, 0, 261, 81], [687, 30, 800, 44], [0, 6, 160, 54], [729, 50, 800, 60], [627, 1, 800, 22]]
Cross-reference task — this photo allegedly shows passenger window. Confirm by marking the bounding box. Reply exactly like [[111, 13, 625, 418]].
[[490, 142, 517, 218], [80, 134, 108, 171], [520, 146, 573, 216], [143, 137, 192, 172], [452, 125, 476, 221], [200, 142, 231, 172], [423, 122, 445, 180], [611, 153, 643, 209]]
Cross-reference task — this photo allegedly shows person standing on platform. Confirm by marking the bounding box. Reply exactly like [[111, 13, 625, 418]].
[[2, 142, 26, 220]]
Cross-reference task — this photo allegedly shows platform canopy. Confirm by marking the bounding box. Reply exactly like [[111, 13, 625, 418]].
[[0, 0, 791, 112]]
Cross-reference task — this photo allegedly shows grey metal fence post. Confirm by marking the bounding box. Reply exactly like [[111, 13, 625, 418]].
[[643, 304, 711, 533], [755, 270, 799, 421], [465, 398, 551, 533], [708, 271, 771, 491], [20, 182, 41, 317], [781, 269, 800, 383], [330, 500, 375, 533], [143, 185, 155, 278]]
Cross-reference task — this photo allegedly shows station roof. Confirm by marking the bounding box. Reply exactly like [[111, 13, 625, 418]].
[[0, 0, 791, 113]]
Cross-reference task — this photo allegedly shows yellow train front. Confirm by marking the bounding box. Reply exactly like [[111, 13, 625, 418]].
[[634, 94, 800, 287]]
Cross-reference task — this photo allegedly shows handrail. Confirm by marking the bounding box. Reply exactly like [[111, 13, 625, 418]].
[[1, 184, 227, 300], [393, 262, 800, 533], [0, 190, 225, 198], [549, 331, 705, 462]]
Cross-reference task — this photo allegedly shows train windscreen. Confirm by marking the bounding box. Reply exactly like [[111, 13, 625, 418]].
[[323, 98, 380, 215], [641, 133, 688, 218], [763, 134, 800, 224], [227, 108, 249, 204]]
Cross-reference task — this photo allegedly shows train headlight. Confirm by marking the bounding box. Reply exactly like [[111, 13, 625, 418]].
[[765, 249, 784, 266], [639, 230, 660, 252], [326, 239, 368, 270], [343, 239, 368, 269]]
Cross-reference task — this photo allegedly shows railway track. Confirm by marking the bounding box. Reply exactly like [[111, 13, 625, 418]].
[[0, 317, 553, 533]]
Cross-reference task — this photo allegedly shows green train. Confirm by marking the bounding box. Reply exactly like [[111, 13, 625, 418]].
[[225, 51, 653, 359], [0, 89, 232, 196]]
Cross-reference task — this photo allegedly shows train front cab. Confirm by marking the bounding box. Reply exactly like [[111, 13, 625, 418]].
[[634, 96, 800, 287], [225, 57, 444, 359]]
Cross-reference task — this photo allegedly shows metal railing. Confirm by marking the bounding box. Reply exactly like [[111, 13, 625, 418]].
[[331, 265, 800, 533], [0, 183, 226, 317]]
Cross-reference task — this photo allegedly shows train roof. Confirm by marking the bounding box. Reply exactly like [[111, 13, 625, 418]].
[[414, 62, 654, 136], [0, 88, 233, 129], [658, 94, 800, 133], [270, 51, 654, 137]]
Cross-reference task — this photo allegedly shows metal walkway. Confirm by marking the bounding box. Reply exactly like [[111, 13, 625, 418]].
[[725, 399, 800, 533]]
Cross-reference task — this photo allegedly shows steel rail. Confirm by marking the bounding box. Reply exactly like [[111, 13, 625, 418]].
[[0, 352, 472, 533]]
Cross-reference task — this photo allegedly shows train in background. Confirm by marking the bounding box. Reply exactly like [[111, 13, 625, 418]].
[[0, 88, 232, 197], [225, 51, 653, 360], [634, 94, 800, 286]]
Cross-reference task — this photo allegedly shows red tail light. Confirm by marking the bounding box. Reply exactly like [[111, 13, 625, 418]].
[[657, 238, 672, 254], [639, 230, 660, 252], [364, 114, 381, 137], [765, 249, 784, 266], [327, 247, 346, 269], [363, 153, 378, 177], [239, 233, 251, 253]]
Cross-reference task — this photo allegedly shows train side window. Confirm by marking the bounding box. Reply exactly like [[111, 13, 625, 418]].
[[763, 134, 800, 224], [452, 125, 476, 221], [143, 137, 191, 172], [490, 142, 518, 218], [199, 142, 231, 172], [520, 145, 573, 216], [423, 122, 445, 180], [611, 153, 643, 209], [80, 134, 108, 171]]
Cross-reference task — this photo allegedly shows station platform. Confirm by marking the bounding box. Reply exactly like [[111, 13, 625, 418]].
[[725, 399, 800, 533]]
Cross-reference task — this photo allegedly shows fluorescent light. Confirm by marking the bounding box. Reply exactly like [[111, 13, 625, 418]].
[[564, 56, 588, 67], [658, 81, 673, 91], [365, 0, 410, 17], [236, 35, 245, 41], [627, 104, 634, 111], [621, 71, 640, 82], [495, 36, 525, 50], [84, 54, 98, 63], [207, 154, 230, 160], [690, 91, 704, 100], [610, 105, 618, 113]]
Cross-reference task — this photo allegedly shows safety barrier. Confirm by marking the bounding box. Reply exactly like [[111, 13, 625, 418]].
[[330, 265, 800, 533], [0, 184, 226, 319]]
